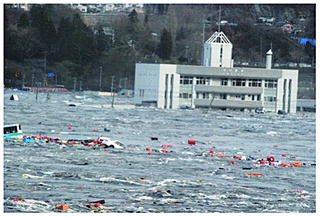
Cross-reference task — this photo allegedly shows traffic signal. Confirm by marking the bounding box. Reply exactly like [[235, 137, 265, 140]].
[[14, 71, 20, 78]]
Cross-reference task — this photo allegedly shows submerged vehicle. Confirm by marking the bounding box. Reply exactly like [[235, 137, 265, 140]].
[[255, 107, 266, 114], [97, 136, 126, 149], [4, 124, 23, 139]]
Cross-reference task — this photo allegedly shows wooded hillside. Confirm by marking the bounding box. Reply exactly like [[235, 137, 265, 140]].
[[4, 4, 315, 91]]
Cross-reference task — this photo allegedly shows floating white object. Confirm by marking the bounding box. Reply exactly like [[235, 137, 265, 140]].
[[10, 95, 19, 100]]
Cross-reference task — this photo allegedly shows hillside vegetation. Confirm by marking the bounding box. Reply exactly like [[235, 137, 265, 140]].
[[4, 4, 315, 91]]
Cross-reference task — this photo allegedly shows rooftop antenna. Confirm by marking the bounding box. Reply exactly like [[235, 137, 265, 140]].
[[218, 6, 221, 32]]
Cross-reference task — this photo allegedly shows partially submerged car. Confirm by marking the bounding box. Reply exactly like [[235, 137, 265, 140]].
[[97, 137, 126, 149]]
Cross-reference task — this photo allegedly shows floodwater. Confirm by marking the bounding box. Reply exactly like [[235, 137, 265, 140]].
[[3, 91, 316, 213]]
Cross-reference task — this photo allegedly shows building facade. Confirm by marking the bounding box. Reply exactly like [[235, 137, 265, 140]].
[[134, 32, 299, 113], [134, 63, 298, 113]]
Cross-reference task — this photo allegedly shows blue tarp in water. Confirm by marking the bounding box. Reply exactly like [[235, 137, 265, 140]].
[[297, 38, 316, 46], [118, 89, 134, 95]]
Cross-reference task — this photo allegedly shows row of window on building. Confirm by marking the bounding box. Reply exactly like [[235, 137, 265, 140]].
[[180, 76, 277, 88], [179, 92, 262, 101]]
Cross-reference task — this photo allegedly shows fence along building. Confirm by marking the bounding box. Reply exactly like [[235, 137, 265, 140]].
[[134, 31, 299, 113]]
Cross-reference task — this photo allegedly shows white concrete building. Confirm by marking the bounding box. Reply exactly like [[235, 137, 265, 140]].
[[134, 32, 299, 113]]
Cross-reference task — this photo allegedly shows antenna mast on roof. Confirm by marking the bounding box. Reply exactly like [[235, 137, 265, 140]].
[[218, 6, 221, 32]]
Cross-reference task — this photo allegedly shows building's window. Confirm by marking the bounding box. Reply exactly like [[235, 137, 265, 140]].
[[220, 93, 227, 100], [182, 93, 188, 99], [179, 93, 182, 98], [257, 95, 261, 101], [180, 76, 193, 85], [139, 89, 145, 97], [232, 78, 246, 86], [189, 94, 192, 98], [234, 94, 245, 100], [264, 96, 277, 102], [252, 95, 255, 100], [202, 93, 209, 99], [265, 79, 277, 88], [248, 79, 262, 87], [196, 77, 209, 85], [221, 78, 228, 86]]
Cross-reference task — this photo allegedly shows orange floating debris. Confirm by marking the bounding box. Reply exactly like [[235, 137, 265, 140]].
[[292, 162, 303, 167], [244, 173, 262, 177], [55, 204, 69, 211]]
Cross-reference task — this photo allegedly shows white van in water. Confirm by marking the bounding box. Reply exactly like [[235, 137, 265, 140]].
[[4, 124, 23, 139], [97, 137, 126, 149]]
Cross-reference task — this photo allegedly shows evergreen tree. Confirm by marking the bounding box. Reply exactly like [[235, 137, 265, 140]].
[[55, 17, 72, 61], [127, 9, 139, 44], [144, 14, 149, 24], [30, 4, 56, 51], [128, 9, 139, 23], [65, 13, 96, 71], [4, 11, 9, 30], [96, 25, 110, 54], [157, 28, 173, 60], [17, 13, 29, 28]]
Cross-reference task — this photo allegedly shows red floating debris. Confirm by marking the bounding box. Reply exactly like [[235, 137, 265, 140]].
[[188, 140, 196, 145]]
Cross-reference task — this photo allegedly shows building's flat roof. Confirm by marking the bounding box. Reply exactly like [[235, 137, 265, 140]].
[[176, 64, 284, 79], [136, 63, 298, 79]]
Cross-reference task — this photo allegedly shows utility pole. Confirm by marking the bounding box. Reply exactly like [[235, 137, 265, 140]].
[[43, 51, 47, 87], [185, 45, 189, 64], [74, 78, 77, 92], [201, 18, 210, 66], [202, 21, 205, 66], [79, 81, 82, 92], [36, 83, 38, 102], [32, 74, 34, 88], [22, 74, 25, 87], [99, 66, 102, 91], [260, 37, 262, 66], [111, 76, 115, 108], [43, 75, 46, 87]]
